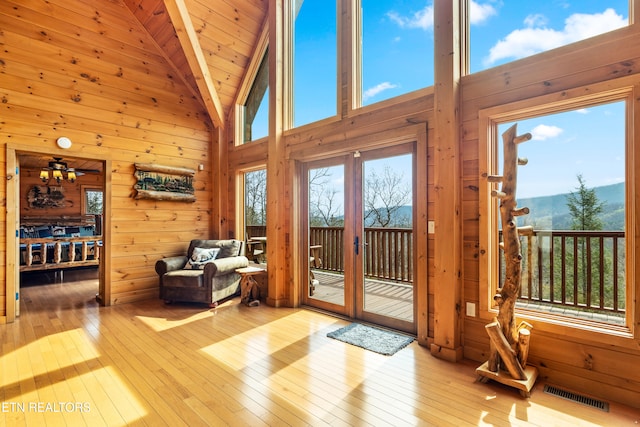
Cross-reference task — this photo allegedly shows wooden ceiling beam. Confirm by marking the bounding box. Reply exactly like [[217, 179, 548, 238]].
[[122, 0, 209, 122], [163, 0, 225, 129]]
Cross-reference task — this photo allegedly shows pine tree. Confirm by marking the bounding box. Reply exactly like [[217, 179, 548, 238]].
[[565, 174, 606, 306], [566, 174, 604, 231]]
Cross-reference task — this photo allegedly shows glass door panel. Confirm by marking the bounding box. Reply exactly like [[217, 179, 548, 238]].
[[302, 146, 415, 333], [357, 152, 415, 328], [306, 162, 347, 312]]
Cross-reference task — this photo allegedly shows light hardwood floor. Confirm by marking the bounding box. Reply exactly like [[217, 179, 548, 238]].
[[2, 272, 640, 426]]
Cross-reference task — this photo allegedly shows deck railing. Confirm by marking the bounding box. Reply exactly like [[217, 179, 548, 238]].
[[247, 225, 413, 282], [247, 225, 625, 317], [362, 227, 414, 282], [503, 230, 626, 316], [308, 227, 414, 282]]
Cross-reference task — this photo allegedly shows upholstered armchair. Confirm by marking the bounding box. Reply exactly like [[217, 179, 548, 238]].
[[156, 239, 249, 307]]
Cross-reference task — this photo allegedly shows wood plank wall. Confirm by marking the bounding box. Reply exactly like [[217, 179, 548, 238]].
[[460, 26, 640, 408], [0, 0, 214, 315]]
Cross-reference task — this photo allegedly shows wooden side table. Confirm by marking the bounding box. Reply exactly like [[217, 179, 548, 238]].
[[236, 266, 266, 306]]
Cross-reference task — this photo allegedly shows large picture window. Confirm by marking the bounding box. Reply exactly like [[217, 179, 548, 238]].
[[480, 89, 634, 334]]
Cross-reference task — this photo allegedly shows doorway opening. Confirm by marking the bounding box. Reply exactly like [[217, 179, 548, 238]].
[[7, 149, 107, 320]]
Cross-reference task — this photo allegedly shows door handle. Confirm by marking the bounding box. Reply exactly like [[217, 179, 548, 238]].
[[354, 236, 359, 255]]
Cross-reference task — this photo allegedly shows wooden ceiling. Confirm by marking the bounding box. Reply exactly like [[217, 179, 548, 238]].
[[121, 0, 268, 129]]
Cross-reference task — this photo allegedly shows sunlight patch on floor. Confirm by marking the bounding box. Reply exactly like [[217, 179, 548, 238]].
[[134, 300, 235, 331], [1, 328, 100, 384], [199, 310, 344, 371], [266, 339, 390, 406], [1, 329, 147, 425], [88, 366, 149, 424]]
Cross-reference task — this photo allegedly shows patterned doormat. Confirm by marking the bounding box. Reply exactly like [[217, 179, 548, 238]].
[[327, 323, 414, 356]]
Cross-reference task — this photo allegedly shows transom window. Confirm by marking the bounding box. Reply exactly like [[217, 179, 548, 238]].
[[360, 0, 433, 106], [469, 1, 629, 73], [242, 50, 269, 143], [290, 0, 435, 126], [292, 0, 337, 127]]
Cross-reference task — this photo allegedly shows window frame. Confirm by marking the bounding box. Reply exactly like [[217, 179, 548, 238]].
[[235, 165, 268, 243], [235, 26, 270, 145], [81, 185, 103, 216], [478, 83, 637, 346], [242, 50, 269, 143]]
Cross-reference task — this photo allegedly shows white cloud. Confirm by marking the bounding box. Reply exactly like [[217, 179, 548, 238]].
[[531, 124, 563, 141], [484, 8, 626, 66], [469, 1, 497, 25], [388, 1, 495, 29], [387, 5, 434, 30], [524, 13, 547, 28], [363, 82, 398, 101], [575, 108, 589, 114]]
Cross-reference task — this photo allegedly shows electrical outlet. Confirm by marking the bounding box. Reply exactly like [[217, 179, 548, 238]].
[[428, 221, 435, 234]]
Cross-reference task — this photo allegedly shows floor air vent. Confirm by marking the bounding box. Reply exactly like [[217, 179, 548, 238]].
[[543, 384, 609, 412]]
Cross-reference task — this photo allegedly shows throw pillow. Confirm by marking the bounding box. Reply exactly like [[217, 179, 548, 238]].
[[184, 247, 220, 270]]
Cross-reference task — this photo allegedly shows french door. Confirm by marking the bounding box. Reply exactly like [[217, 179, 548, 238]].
[[303, 144, 415, 333]]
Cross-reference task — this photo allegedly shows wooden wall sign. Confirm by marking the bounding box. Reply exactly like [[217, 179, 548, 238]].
[[133, 163, 196, 202], [27, 186, 67, 209]]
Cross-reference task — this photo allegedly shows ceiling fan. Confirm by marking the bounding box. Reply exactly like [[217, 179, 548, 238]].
[[40, 157, 100, 184]]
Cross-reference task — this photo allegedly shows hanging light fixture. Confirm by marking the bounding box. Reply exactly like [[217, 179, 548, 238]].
[[39, 158, 76, 184], [52, 169, 63, 183]]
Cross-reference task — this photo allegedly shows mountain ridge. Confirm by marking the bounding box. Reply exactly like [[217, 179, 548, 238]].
[[366, 182, 625, 230], [517, 182, 624, 230]]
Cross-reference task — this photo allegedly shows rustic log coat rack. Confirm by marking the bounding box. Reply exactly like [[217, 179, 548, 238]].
[[476, 124, 539, 397]]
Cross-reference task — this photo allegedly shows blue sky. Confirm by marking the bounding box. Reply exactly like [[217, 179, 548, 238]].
[[254, 1, 628, 198], [498, 102, 625, 198]]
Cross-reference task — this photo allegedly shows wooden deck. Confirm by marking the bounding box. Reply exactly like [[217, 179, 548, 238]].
[[2, 275, 639, 426], [311, 270, 413, 321]]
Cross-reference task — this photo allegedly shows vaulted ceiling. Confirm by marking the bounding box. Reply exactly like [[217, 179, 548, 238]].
[[122, 0, 268, 129]]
